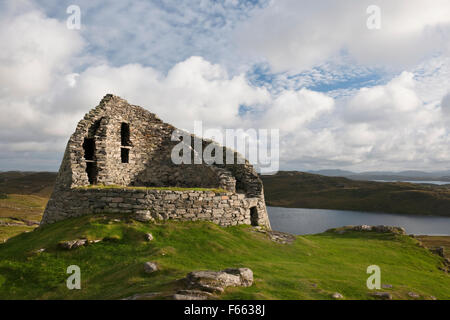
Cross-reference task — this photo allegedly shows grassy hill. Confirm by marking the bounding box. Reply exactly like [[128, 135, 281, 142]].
[[0, 214, 448, 300], [0, 171, 56, 198], [261, 171, 450, 216]]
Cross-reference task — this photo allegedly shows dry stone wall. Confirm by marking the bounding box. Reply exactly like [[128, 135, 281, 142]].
[[42, 188, 269, 227], [42, 94, 271, 229]]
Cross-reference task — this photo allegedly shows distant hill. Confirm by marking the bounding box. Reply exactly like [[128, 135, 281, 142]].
[[261, 171, 450, 216], [308, 169, 450, 182], [2, 170, 450, 216], [0, 171, 56, 197]]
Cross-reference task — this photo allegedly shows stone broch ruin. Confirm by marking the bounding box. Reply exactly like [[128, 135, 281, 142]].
[[42, 94, 271, 229]]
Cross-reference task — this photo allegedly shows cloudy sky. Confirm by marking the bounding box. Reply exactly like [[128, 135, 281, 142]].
[[1, 0, 450, 172]]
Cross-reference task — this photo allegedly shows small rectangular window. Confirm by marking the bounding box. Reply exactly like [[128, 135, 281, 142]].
[[121, 123, 131, 146], [83, 138, 95, 160], [121, 148, 129, 163]]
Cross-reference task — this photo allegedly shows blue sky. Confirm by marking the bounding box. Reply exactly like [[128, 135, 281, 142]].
[[1, 0, 450, 172]]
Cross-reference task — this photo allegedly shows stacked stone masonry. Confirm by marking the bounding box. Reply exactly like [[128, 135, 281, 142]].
[[42, 94, 271, 229]]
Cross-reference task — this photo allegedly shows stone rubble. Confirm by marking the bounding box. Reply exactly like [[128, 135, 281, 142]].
[[144, 262, 158, 273], [173, 268, 254, 299], [369, 292, 393, 300], [327, 225, 406, 235]]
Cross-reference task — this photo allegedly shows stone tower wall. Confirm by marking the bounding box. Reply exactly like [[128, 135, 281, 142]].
[[42, 94, 271, 229]]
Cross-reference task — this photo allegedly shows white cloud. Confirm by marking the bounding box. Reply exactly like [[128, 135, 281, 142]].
[[343, 72, 423, 126], [237, 0, 450, 72], [1, 0, 450, 173], [0, 7, 84, 97]]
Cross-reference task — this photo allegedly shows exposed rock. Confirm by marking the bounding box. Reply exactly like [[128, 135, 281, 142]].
[[430, 296, 437, 300], [408, 292, 420, 299], [58, 239, 88, 250], [369, 292, 393, 300], [355, 225, 372, 231], [429, 246, 445, 257], [35, 248, 46, 253], [145, 233, 154, 241], [221, 268, 253, 287], [144, 262, 158, 273], [122, 292, 160, 300], [331, 292, 344, 299], [185, 271, 240, 293], [327, 225, 406, 235], [173, 290, 213, 300], [183, 268, 254, 295], [372, 225, 406, 234], [252, 228, 296, 244]]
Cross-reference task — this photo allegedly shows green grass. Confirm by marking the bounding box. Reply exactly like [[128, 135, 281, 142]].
[[0, 214, 448, 300], [0, 225, 35, 243], [77, 185, 228, 193], [0, 194, 46, 242], [0, 194, 47, 222], [261, 171, 450, 216]]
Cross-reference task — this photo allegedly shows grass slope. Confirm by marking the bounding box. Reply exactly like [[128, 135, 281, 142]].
[[0, 194, 48, 242], [0, 214, 448, 300], [262, 171, 450, 216], [0, 171, 56, 198]]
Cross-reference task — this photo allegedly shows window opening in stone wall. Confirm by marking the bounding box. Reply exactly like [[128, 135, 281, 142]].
[[83, 138, 95, 161], [83, 138, 97, 184], [250, 206, 258, 226], [121, 122, 131, 146], [121, 147, 129, 163], [85, 162, 98, 185]]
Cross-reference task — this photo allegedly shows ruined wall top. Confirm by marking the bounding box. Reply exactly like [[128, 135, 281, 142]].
[[52, 94, 264, 198]]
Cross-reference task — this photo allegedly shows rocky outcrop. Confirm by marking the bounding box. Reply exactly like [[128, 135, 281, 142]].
[[58, 239, 88, 250], [144, 233, 153, 241], [369, 292, 393, 300], [144, 262, 158, 273], [173, 268, 254, 299], [173, 290, 213, 300], [327, 225, 406, 235], [429, 246, 445, 258], [252, 227, 296, 244], [331, 292, 344, 299], [58, 238, 101, 250], [122, 292, 160, 300]]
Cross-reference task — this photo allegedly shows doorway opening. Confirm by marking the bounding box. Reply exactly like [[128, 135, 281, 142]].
[[83, 138, 95, 160], [85, 162, 98, 185], [250, 206, 258, 226]]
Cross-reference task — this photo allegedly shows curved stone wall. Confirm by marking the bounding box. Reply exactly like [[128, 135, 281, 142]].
[[42, 188, 270, 228]]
